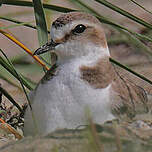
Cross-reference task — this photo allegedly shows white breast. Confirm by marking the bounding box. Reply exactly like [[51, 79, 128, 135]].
[[24, 59, 115, 136]]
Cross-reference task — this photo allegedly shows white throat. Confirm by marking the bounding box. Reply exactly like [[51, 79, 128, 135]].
[[56, 42, 110, 66]]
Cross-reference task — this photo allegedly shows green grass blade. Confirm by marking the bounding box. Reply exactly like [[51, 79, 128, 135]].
[[32, 0, 50, 63], [0, 67, 21, 89], [109, 58, 152, 86], [0, 21, 33, 30], [94, 0, 152, 29], [0, 49, 34, 110], [2, 0, 74, 13], [129, 0, 152, 15], [0, 85, 23, 113], [69, 0, 103, 17], [0, 16, 36, 29], [0, 54, 34, 90], [68, 0, 93, 14], [116, 28, 152, 58], [32, 0, 48, 46], [0, 16, 51, 33]]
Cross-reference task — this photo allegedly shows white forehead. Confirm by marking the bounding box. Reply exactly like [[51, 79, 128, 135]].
[[50, 20, 101, 41]]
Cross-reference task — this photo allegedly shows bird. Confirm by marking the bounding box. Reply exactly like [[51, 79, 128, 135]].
[[24, 12, 148, 136]]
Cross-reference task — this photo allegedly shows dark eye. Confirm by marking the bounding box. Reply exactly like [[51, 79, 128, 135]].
[[72, 24, 86, 34]]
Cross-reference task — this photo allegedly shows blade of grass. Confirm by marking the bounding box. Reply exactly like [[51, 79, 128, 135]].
[[98, 15, 152, 43], [69, 0, 103, 17], [68, 0, 94, 14], [0, 69, 21, 89], [0, 21, 34, 30], [2, 0, 74, 13], [32, 0, 48, 46], [0, 85, 23, 113], [0, 16, 51, 35], [10, 54, 30, 65], [0, 29, 49, 70], [85, 108, 104, 152], [3, 9, 33, 19], [129, 0, 152, 15], [0, 49, 33, 111], [0, 55, 34, 90], [89, 118, 104, 152], [94, 0, 152, 29], [116, 27, 152, 58], [32, 0, 50, 63], [44, 0, 52, 31], [109, 58, 152, 86], [0, 60, 36, 89], [0, 16, 37, 30]]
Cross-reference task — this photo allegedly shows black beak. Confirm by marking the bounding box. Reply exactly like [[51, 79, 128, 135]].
[[33, 39, 59, 55]]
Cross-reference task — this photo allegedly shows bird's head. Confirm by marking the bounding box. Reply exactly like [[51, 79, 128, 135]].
[[34, 12, 110, 64]]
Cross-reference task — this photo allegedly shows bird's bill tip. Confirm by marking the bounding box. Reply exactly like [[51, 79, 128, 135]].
[[33, 40, 59, 55]]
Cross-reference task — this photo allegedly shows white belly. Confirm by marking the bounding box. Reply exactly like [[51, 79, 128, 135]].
[[24, 63, 115, 136]]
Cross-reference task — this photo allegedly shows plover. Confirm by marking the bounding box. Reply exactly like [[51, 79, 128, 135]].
[[24, 12, 148, 136]]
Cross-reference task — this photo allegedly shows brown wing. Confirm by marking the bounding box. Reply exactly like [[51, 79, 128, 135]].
[[111, 68, 148, 119]]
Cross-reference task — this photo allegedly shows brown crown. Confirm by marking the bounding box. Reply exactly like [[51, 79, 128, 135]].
[[52, 12, 101, 29]]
